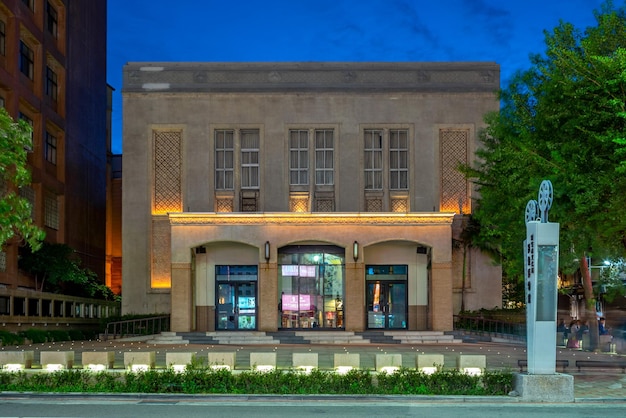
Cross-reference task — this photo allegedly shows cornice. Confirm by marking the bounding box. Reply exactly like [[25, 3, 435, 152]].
[[167, 212, 455, 226], [123, 62, 499, 94]]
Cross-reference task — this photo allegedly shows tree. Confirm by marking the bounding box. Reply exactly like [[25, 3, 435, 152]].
[[19, 242, 116, 300], [463, 1, 626, 350], [0, 108, 45, 250]]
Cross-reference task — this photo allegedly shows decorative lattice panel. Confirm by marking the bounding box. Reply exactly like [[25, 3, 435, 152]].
[[315, 199, 334, 212], [0, 251, 6, 272], [153, 131, 182, 214], [216, 198, 233, 213], [391, 198, 408, 213], [290, 197, 309, 212], [440, 129, 469, 213], [151, 219, 171, 289], [366, 198, 383, 212]]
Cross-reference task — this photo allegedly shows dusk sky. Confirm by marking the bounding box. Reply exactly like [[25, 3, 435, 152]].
[[107, 0, 607, 154]]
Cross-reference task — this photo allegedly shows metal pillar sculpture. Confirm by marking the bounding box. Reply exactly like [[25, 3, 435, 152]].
[[524, 180, 560, 374]]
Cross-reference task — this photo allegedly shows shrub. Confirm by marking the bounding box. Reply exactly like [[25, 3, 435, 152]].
[[0, 330, 25, 346]]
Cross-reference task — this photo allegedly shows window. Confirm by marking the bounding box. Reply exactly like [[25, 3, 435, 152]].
[[215, 130, 234, 190], [240, 130, 259, 189], [315, 130, 334, 185], [364, 129, 409, 191], [389, 130, 408, 190], [0, 21, 5, 56], [22, 0, 34, 11], [19, 41, 34, 79], [44, 191, 59, 230], [45, 66, 58, 101], [45, 131, 57, 164], [18, 112, 34, 151], [46, 2, 58, 37], [364, 130, 383, 190], [289, 130, 308, 185], [19, 185, 35, 218]]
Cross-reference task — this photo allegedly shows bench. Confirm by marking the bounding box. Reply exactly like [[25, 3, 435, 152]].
[[517, 359, 569, 372], [575, 360, 626, 373]]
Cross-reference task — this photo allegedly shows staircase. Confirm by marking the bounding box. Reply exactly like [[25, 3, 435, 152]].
[[142, 330, 464, 345]]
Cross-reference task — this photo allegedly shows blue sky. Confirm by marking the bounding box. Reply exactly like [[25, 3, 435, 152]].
[[107, 0, 606, 154]]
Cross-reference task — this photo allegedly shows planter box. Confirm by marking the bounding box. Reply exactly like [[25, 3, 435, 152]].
[[123, 351, 155, 370], [81, 351, 115, 369], [40, 351, 74, 369], [0, 351, 34, 369]]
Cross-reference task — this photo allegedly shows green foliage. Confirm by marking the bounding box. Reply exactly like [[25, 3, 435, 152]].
[[19, 328, 49, 344], [0, 367, 514, 396], [462, 1, 626, 304], [0, 108, 45, 250], [19, 242, 116, 300], [0, 330, 25, 345]]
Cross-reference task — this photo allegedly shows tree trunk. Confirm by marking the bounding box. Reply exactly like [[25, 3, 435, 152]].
[[580, 255, 599, 351]]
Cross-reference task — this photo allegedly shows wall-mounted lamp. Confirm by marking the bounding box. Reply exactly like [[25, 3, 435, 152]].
[[264, 241, 270, 262], [353, 241, 359, 262]]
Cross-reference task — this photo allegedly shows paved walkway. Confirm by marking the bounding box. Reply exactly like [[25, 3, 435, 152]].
[[2, 339, 625, 400]]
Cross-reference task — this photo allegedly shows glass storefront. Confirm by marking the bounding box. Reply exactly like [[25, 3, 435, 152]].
[[215, 265, 257, 330], [366, 265, 408, 329], [278, 245, 345, 329]]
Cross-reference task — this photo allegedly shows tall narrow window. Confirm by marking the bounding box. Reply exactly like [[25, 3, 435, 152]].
[[19, 41, 34, 79], [0, 21, 6, 56], [45, 131, 57, 164], [44, 191, 59, 230], [18, 112, 34, 151], [46, 66, 58, 101], [289, 129, 308, 185], [364, 130, 383, 190], [215, 130, 234, 190], [240, 129, 259, 189], [389, 130, 408, 190], [46, 2, 58, 37], [315, 130, 334, 185]]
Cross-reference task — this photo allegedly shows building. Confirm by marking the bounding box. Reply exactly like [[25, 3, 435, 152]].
[[122, 62, 502, 333], [0, 0, 108, 288]]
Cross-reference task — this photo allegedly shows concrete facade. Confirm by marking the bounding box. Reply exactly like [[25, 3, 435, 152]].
[[121, 62, 502, 333]]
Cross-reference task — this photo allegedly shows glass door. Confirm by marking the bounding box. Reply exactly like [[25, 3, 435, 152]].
[[216, 282, 257, 330], [366, 281, 407, 329]]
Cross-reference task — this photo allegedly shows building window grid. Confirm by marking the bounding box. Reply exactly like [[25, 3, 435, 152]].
[[0, 250, 5, 272], [389, 129, 409, 190], [215, 130, 234, 190], [19, 185, 35, 218], [364, 130, 383, 190], [314, 130, 334, 186], [289, 129, 309, 186], [45, 131, 57, 164], [44, 192, 59, 230], [46, 66, 58, 101], [240, 129, 259, 189], [19, 41, 34, 79], [18, 112, 34, 150], [46, 1, 58, 38]]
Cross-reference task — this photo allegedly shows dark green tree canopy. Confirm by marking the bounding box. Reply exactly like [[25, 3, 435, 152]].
[[464, 1, 626, 299], [0, 108, 45, 250]]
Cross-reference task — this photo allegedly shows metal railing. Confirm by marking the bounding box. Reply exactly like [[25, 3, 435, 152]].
[[453, 314, 526, 340], [104, 315, 170, 340]]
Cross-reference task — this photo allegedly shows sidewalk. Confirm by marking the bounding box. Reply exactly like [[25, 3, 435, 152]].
[[2, 338, 625, 401]]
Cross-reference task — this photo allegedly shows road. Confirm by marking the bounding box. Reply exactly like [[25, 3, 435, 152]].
[[0, 395, 624, 418]]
